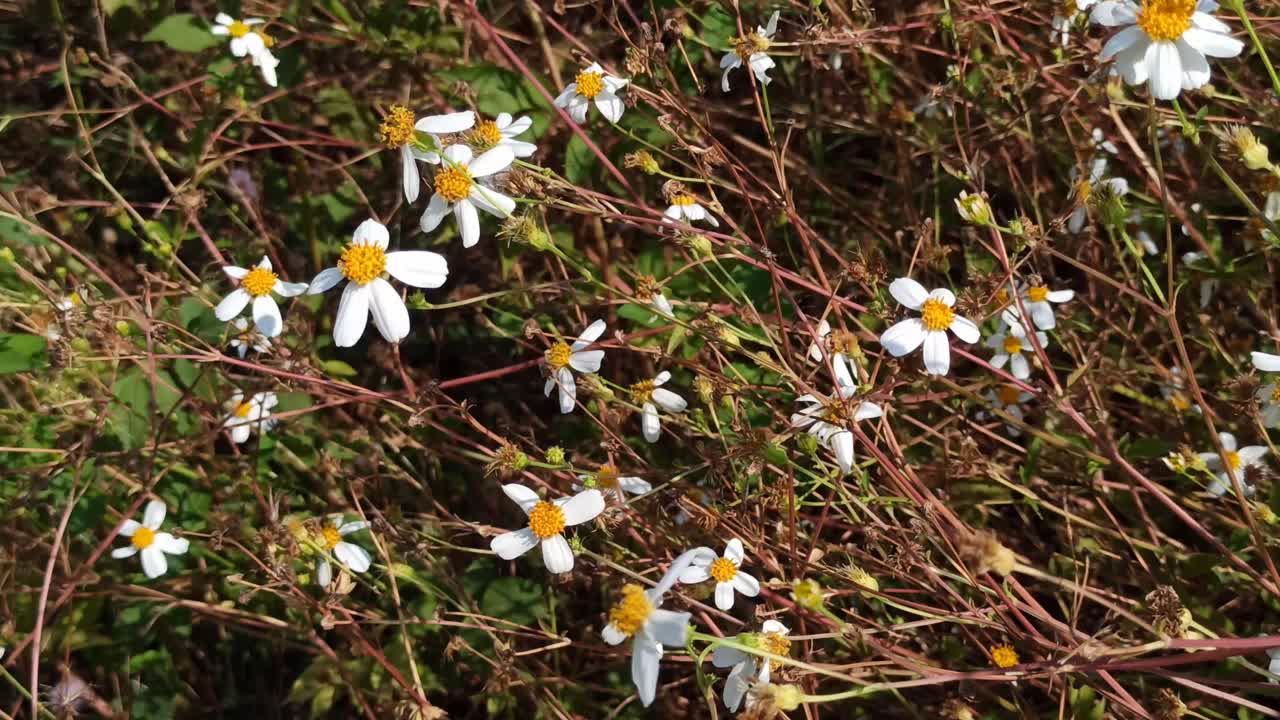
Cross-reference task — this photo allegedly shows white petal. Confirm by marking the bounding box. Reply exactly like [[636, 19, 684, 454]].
[[155, 532, 189, 555], [141, 546, 168, 578], [573, 319, 607, 348], [456, 201, 480, 248], [880, 318, 925, 356], [469, 146, 516, 177], [368, 278, 410, 344], [714, 582, 736, 610], [1046, 289, 1075, 303], [112, 546, 138, 559], [1191, 11, 1230, 34], [308, 267, 345, 295], [385, 251, 449, 288], [1182, 26, 1242, 58], [401, 145, 420, 204], [214, 288, 251, 321], [274, 280, 308, 297], [949, 315, 980, 344], [469, 186, 516, 218], [1147, 41, 1183, 101], [830, 430, 854, 473], [415, 111, 475, 134], [1218, 431, 1237, 451], [647, 609, 691, 647], [569, 350, 604, 373], [333, 282, 371, 348], [223, 265, 249, 279], [642, 403, 661, 442], [655, 371, 672, 386], [724, 538, 745, 565], [1100, 24, 1143, 60], [420, 193, 450, 233], [540, 534, 575, 574], [352, 218, 390, 249], [442, 143, 474, 166], [595, 92, 625, 123], [632, 639, 662, 707], [560, 489, 605, 525], [618, 476, 652, 495], [1252, 352, 1280, 372], [144, 500, 167, 529], [1238, 446, 1268, 464], [1011, 353, 1030, 379], [928, 287, 956, 306], [1117, 36, 1152, 85], [678, 565, 711, 583], [853, 402, 883, 422], [339, 520, 369, 535], [602, 623, 627, 645], [723, 661, 750, 712], [922, 331, 952, 375], [230, 425, 251, 444], [502, 483, 541, 513], [749, 52, 776, 83], [316, 559, 332, 588], [119, 519, 141, 537], [653, 388, 687, 413], [252, 295, 283, 337], [732, 571, 760, 597], [1029, 302, 1056, 330], [712, 646, 748, 669], [556, 366, 576, 413], [889, 277, 929, 310], [215, 13, 233, 26], [335, 542, 372, 573]]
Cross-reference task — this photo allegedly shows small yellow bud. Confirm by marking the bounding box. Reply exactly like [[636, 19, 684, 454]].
[[680, 233, 713, 257], [792, 578, 825, 611], [955, 190, 993, 226], [768, 684, 804, 711], [693, 375, 715, 405], [1221, 125, 1271, 171], [544, 446, 566, 465], [624, 150, 660, 175]]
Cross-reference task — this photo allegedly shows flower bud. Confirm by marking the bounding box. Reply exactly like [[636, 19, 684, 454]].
[[544, 446, 566, 465], [792, 578, 825, 611], [955, 190, 993, 226]]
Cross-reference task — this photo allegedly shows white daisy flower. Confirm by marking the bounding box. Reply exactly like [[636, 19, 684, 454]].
[[419, 144, 516, 248], [55, 291, 85, 312], [575, 464, 652, 504], [1091, 126, 1119, 155], [712, 619, 790, 713], [1090, 0, 1244, 101], [1160, 366, 1201, 414], [1253, 351, 1280, 373], [987, 328, 1048, 380], [879, 277, 981, 376], [1198, 431, 1265, 497], [1019, 282, 1075, 330], [650, 292, 674, 318], [602, 547, 712, 707], [210, 13, 266, 59], [983, 385, 1034, 436], [629, 371, 688, 443], [228, 317, 272, 358], [790, 382, 882, 474], [955, 190, 994, 226], [490, 484, 605, 574], [1254, 380, 1280, 428], [315, 515, 372, 588], [111, 500, 190, 579], [677, 538, 760, 610], [223, 390, 278, 444], [720, 11, 780, 92], [553, 62, 629, 124], [214, 256, 308, 337], [1069, 157, 1129, 234], [307, 219, 449, 347], [663, 192, 719, 228], [1054, 0, 1099, 46], [460, 113, 538, 160], [806, 318, 859, 388], [543, 319, 606, 414], [378, 106, 477, 204]]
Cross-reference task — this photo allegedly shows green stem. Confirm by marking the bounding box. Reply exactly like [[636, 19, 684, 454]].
[[1227, 0, 1280, 97]]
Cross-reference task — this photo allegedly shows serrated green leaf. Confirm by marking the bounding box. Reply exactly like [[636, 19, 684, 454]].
[[143, 14, 221, 53]]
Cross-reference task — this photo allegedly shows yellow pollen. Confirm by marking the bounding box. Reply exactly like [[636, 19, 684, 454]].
[[671, 194, 697, 207], [467, 120, 504, 151], [433, 166, 473, 203], [920, 298, 954, 332], [1063, 0, 1078, 15], [1138, 0, 1195, 41], [379, 104, 416, 149], [241, 267, 278, 297], [228, 20, 250, 38], [629, 380, 656, 405], [254, 30, 275, 48], [545, 342, 573, 370], [337, 243, 387, 285], [990, 644, 1019, 668], [1027, 286, 1049, 303], [596, 464, 620, 489], [761, 632, 791, 664], [709, 557, 738, 583], [608, 584, 654, 638], [1271, 386, 1280, 404], [321, 525, 342, 550], [1224, 450, 1241, 471], [1170, 393, 1191, 411], [67, 292, 83, 307], [575, 71, 605, 100], [997, 385, 1022, 406], [1002, 336, 1023, 355], [734, 33, 769, 60], [527, 501, 566, 539], [131, 526, 157, 550], [830, 330, 858, 355], [823, 400, 851, 425], [994, 288, 1010, 305], [234, 401, 254, 418], [1074, 179, 1093, 205]]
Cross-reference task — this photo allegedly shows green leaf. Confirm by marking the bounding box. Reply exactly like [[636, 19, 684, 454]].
[[320, 359, 358, 377], [143, 14, 221, 53], [564, 134, 595, 185], [480, 577, 546, 626], [0, 333, 47, 374]]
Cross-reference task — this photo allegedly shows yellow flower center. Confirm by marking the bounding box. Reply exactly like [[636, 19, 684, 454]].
[[337, 243, 387, 285], [596, 464, 620, 489], [823, 400, 851, 425], [670, 194, 697, 207], [575, 71, 605, 100], [433, 166, 473, 203], [830, 330, 859, 355], [709, 557, 738, 583], [66, 292, 83, 307], [527, 501, 566, 539], [629, 380, 656, 405], [1224, 450, 1241, 471], [234, 401, 254, 418], [1074, 179, 1093, 205], [1271, 386, 1280, 404], [131, 526, 157, 550], [1026, 286, 1049, 303], [467, 120, 504, 152], [1170, 393, 1191, 411], [379, 104, 416, 149], [1002, 336, 1023, 355], [228, 20, 250, 38], [241, 267, 278, 297], [920, 298, 954, 332], [994, 288, 1010, 305], [321, 525, 342, 550], [761, 631, 791, 663], [608, 584, 654, 638], [997, 385, 1022, 406], [990, 644, 1019, 668], [254, 30, 275, 48], [1062, 0, 1078, 16], [545, 342, 573, 370], [1138, 0, 1196, 41], [734, 33, 770, 60]]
